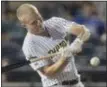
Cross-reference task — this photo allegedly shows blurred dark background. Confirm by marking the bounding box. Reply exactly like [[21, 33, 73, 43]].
[[1, 1, 106, 87]]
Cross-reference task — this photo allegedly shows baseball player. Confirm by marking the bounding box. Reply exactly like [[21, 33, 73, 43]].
[[17, 4, 90, 87]]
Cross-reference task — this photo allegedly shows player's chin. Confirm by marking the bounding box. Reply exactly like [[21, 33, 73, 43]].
[[34, 27, 41, 32], [40, 25, 44, 30]]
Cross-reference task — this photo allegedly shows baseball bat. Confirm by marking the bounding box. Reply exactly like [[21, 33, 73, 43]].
[[2, 52, 61, 73]]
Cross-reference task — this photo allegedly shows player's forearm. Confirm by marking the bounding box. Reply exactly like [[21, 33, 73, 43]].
[[77, 25, 91, 42], [43, 57, 68, 76], [69, 23, 91, 42], [69, 22, 85, 36]]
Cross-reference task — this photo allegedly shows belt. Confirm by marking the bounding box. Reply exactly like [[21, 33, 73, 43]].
[[62, 79, 78, 85], [54, 79, 78, 86]]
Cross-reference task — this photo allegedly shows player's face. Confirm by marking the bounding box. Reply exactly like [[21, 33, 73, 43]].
[[22, 13, 43, 32]]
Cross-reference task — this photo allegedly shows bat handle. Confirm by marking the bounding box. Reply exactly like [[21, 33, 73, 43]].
[[30, 52, 61, 62]]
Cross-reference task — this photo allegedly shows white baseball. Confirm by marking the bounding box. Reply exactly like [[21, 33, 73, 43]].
[[90, 57, 100, 66]]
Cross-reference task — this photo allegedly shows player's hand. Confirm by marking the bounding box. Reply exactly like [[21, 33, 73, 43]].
[[59, 47, 72, 59], [78, 25, 91, 42], [69, 38, 83, 54]]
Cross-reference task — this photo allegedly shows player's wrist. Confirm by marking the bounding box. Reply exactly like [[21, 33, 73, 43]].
[[83, 26, 91, 41], [72, 38, 83, 46], [78, 25, 91, 42]]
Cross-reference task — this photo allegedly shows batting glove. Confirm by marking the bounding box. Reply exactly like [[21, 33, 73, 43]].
[[59, 47, 73, 59], [69, 38, 83, 54]]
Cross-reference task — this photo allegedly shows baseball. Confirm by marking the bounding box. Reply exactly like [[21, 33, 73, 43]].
[[90, 57, 100, 66]]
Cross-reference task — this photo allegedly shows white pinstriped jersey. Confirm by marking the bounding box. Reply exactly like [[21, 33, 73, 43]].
[[22, 17, 80, 87]]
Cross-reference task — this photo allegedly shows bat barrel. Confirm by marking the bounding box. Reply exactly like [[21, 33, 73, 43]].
[[2, 61, 30, 73]]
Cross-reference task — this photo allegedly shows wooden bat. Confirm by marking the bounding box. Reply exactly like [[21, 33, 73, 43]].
[[2, 51, 61, 73]]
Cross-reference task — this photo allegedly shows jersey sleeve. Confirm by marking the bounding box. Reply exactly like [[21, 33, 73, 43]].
[[44, 17, 74, 34], [22, 42, 53, 71]]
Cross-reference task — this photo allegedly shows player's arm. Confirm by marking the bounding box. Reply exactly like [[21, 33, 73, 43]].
[[67, 22, 91, 42], [41, 56, 68, 77], [48, 17, 91, 42], [40, 49, 70, 77], [66, 22, 91, 54], [27, 55, 68, 77]]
